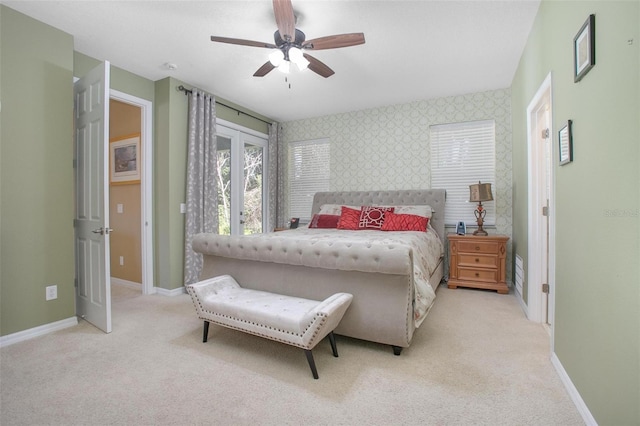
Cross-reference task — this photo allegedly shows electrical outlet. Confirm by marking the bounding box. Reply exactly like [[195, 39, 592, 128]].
[[46, 285, 57, 301], [119, 256, 124, 266]]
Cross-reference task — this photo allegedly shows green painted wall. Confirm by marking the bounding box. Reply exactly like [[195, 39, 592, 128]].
[[511, 1, 639, 424], [0, 6, 75, 335], [154, 77, 188, 289]]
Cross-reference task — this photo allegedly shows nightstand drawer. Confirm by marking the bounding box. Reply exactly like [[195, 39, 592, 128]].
[[458, 268, 498, 283], [458, 253, 498, 269], [457, 241, 500, 254]]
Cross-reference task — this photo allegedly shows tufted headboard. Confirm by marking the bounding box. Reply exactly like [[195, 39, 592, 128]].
[[311, 189, 447, 244]]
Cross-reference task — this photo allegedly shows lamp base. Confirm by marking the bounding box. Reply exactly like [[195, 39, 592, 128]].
[[473, 229, 488, 236]]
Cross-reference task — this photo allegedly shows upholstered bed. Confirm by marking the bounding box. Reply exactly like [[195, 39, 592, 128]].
[[192, 189, 446, 354]]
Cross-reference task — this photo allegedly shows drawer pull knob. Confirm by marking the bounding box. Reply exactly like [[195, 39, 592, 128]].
[[475, 246, 480, 251], [475, 258, 480, 262], [475, 272, 480, 277]]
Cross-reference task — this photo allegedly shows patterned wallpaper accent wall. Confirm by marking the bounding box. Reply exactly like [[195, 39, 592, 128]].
[[280, 88, 513, 280]]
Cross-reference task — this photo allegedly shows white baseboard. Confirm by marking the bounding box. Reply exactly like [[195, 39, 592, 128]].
[[515, 281, 529, 317], [155, 286, 186, 297], [0, 317, 78, 348], [550, 352, 597, 426], [111, 277, 141, 290]]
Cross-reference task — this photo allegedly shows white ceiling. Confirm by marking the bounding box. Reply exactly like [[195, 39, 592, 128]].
[[4, 0, 540, 122]]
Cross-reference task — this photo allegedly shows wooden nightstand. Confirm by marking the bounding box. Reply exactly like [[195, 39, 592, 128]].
[[448, 233, 510, 294]]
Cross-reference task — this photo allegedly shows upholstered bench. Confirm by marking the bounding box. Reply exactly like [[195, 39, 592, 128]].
[[187, 275, 353, 379]]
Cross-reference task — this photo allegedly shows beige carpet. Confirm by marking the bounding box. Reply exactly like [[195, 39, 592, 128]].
[[0, 284, 584, 425]]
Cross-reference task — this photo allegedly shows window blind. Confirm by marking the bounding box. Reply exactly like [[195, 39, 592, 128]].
[[288, 139, 330, 221], [430, 120, 496, 226]]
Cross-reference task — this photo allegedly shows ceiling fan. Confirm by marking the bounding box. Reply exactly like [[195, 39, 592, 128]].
[[210, 0, 365, 78]]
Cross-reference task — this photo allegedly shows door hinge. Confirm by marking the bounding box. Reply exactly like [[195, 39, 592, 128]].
[[74, 278, 78, 288], [542, 283, 549, 293], [542, 206, 549, 216]]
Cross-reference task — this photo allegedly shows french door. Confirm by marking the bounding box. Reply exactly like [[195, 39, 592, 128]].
[[216, 121, 268, 235]]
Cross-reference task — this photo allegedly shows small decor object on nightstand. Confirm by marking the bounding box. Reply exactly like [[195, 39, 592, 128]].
[[469, 181, 493, 236], [289, 218, 300, 229]]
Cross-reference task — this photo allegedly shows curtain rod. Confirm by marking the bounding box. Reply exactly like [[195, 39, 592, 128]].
[[177, 85, 272, 126]]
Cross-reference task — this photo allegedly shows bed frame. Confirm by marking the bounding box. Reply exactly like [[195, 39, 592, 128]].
[[193, 189, 446, 354]]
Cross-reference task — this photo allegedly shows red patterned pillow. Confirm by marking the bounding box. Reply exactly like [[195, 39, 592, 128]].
[[359, 206, 394, 229], [309, 214, 340, 229], [381, 212, 429, 232], [337, 206, 361, 230]]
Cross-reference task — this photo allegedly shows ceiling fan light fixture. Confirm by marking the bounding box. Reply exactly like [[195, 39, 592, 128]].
[[278, 60, 290, 74], [288, 47, 309, 70], [296, 56, 310, 71], [288, 47, 303, 61], [269, 49, 285, 66]]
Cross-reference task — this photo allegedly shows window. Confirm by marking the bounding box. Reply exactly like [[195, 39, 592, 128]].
[[430, 120, 496, 226], [288, 139, 330, 221]]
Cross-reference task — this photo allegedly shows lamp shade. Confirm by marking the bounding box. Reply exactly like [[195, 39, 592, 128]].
[[469, 182, 493, 202]]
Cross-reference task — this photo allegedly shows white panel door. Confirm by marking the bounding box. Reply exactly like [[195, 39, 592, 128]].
[[74, 61, 112, 333]]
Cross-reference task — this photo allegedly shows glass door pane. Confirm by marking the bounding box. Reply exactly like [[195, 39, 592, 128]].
[[242, 142, 264, 234], [216, 134, 232, 235]]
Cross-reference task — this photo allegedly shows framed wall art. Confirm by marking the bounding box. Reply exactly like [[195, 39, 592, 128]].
[[558, 120, 573, 166], [574, 14, 596, 82], [110, 134, 141, 184]]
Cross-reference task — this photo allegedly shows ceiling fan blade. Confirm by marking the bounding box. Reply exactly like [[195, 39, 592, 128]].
[[303, 53, 335, 78], [272, 0, 296, 42], [253, 61, 276, 77], [302, 33, 365, 50], [211, 36, 277, 49]]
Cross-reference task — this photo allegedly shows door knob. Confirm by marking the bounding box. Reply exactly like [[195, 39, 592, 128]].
[[92, 227, 114, 235]]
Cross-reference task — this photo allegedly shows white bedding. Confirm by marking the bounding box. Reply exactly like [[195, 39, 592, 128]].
[[253, 227, 444, 327]]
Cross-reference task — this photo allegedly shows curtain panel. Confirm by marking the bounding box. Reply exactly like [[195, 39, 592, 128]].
[[268, 123, 285, 230], [184, 88, 218, 285]]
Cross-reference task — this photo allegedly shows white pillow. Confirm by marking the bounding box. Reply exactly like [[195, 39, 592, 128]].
[[376, 205, 433, 218], [318, 204, 433, 219], [318, 204, 358, 216]]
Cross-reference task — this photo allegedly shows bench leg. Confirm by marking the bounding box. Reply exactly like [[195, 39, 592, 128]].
[[392, 345, 403, 356], [304, 350, 319, 379], [328, 332, 339, 357], [203, 321, 210, 343]]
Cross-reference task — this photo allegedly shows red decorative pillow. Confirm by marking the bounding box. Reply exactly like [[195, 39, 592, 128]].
[[381, 212, 429, 232], [359, 206, 394, 229], [309, 214, 340, 229], [337, 206, 361, 230]]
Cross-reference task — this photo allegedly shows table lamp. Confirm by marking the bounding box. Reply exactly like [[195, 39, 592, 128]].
[[469, 181, 493, 236]]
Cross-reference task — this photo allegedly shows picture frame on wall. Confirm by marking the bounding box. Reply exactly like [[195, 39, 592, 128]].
[[559, 120, 573, 166], [573, 14, 595, 83], [110, 134, 141, 185]]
